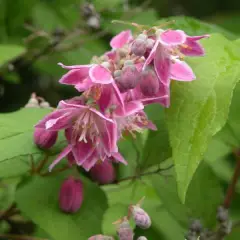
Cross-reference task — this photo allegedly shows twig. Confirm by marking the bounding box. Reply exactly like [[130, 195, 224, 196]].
[[0, 204, 18, 221], [0, 234, 48, 240], [117, 164, 174, 183], [35, 155, 49, 173], [40, 164, 70, 177], [223, 150, 240, 208]]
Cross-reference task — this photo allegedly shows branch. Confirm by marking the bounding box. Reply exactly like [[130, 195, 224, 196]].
[[223, 149, 240, 209], [40, 164, 70, 177], [116, 164, 174, 183]]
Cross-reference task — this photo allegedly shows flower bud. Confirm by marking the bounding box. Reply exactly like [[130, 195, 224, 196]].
[[189, 219, 202, 233], [33, 128, 58, 149], [131, 39, 147, 56], [146, 38, 155, 49], [59, 177, 83, 213], [137, 237, 147, 240], [115, 65, 139, 92], [89, 161, 116, 185], [140, 69, 159, 96], [67, 152, 75, 166], [116, 218, 134, 240], [130, 205, 151, 229], [137, 34, 148, 41], [88, 235, 114, 240], [217, 206, 229, 222]]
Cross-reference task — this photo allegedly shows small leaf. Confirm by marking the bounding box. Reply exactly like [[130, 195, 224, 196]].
[[16, 174, 108, 240]]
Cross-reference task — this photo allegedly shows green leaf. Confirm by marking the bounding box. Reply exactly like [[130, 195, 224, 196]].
[[0, 45, 26, 66], [0, 108, 51, 178], [185, 161, 224, 227], [16, 174, 108, 240], [166, 34, 240, 202], [141, 105, 171, 169]]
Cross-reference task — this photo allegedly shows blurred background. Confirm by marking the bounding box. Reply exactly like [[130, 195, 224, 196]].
[[0, 0, 239, 113]]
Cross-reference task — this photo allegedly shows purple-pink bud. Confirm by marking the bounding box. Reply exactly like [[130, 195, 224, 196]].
[[59, 177, 83, 213], [88, 235, 114, 240], [117, 219, 134, 240], [131, 206, 151, 229], [131, 39, 147, 56], [33, 128, 58, 149], [89, 161, 116, 185], [140, 69, 159, 96], [115, 65, 140, 92]]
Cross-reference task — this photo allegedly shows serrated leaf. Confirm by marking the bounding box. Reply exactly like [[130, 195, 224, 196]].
[[166, 34, 240, 202], [0, 45, 26, 66], [16, 174, 108, 240]]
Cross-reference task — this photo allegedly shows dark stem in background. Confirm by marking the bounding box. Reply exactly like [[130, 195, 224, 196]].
[[0, 234, 48, 240], [223, 150, 240, 209]]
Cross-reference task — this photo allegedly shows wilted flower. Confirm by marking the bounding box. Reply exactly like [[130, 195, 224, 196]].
[[33, 128, 58, 149], [114, 217, 134, 240], [59, 176, 83, 213]]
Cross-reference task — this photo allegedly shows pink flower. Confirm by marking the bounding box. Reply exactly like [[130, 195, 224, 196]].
[[110, 30, 133, 49], [35, 100, 120, 171], [59, 176, 83, 213]]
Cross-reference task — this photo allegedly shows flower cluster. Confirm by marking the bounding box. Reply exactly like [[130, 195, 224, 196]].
[[35, 23, 208, 171]]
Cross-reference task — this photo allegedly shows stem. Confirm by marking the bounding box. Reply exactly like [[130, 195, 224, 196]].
[[0, 204, 17, 221], [0, 234, 48, 240], [35, 155, 49, 174], [223, 150, 240, 209], [40, 165, 70, 177], [116, 164, 174, 183]]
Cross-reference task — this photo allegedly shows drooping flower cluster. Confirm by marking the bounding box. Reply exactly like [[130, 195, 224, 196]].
[[35, 23, 209, 171]]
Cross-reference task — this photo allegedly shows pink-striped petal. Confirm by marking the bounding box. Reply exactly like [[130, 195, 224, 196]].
[[49, 145, 72, 171], [143, 40, 158, 70], [81, 150, 99, 171], [110, 30, 132, 49], [159, 30, 186, 46], [58, 100, 89, 110], [170, 60, 196, 81], [186, 34, 210, 41], [58, 62, 92, 70], [180, 40, 205, 56], [154, 43, 171, 86], [89, 65, 113, 84], [111, 152, 127, 165], [112, 82, 125, 108], [59, 68, 90, 85], [114, 101, 144, 117], [72, 141, 95, 165], [75, 77, 93, 92]]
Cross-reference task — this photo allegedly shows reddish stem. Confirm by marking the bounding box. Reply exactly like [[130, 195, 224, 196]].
[[223, 150, 240, 209]]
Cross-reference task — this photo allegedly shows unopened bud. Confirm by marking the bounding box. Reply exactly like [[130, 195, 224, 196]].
[[124, 60, 134, 66], [59, 177, 83, 213], [137, 237, 147, 240], [115, 65, 139, 92], [140, 69, 159, 96], [67, 152, 75, 166], [131, 39, 147, 56], [190, 219, 202, 233], [130, 205, 151, 229], [137, 34, 148, 41], [217, 206, 229, 222], [146, 38, 155, 49], [88, 235, 114, 240], [33, 128, 58, 149], [114, 70, 122, 78], [89, 161, 116, 185], [115, 218, 134, 240]]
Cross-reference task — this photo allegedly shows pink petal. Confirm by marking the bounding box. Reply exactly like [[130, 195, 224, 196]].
[[97, 85, 113, 112], [187, 34, 210, 41], [154, 44, 171, 86], [81, 150, 99, 171], [58, 62, 92, 70], [75, 77, 93, 92], [72, 141, 95, 165], [105, 50, 117, 61], [106, 121, 118, 152], [114, 101, 144, 117], [35, 108, 77, 131], [110, 30, 132, 49], [89, 65, 113, 84], [180, 40, 205, 57], [112, 82, 124, 108], [170, 60, 196, 81], [59, 68, 90, 85], [49, 145, 72, 171], [111, 152, 127, 165], [58, 100, 89, 110], [159, 30, 186, 46], [90, 107, 114, 124], [143, 40, 158, 70]]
